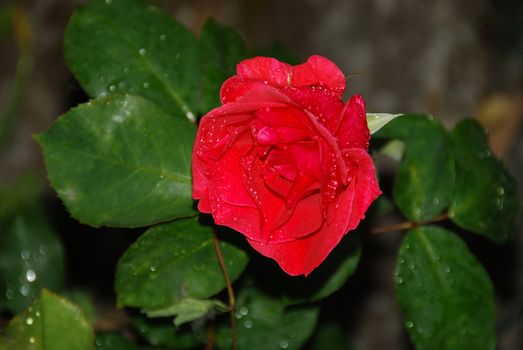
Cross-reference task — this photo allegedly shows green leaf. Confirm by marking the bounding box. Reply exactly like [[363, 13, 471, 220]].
[[0, 204, 65, 313], [133, 315, 203, 349], [115, 218, 249, 309], [62, 290, 97, 325], [217, 285, 319, 350], [95, 333, 145, 350], [145, 298, 227, 327], [36, 95, 195, 228], [0, 289, 95, 350], [199, 18, 249, 113], [366, 113, 402, 135], [395, 226, 495, 350], [449, 119, 518, 242], [65, 0, 200, 122], [376, 115, 455, 221]]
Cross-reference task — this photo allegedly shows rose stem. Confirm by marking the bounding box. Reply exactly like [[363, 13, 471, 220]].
[[370, 213, 450, 234], [212, 231, 237, 350], [205, 326, 217, 350]]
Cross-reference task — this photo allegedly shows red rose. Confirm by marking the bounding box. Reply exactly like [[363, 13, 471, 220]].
[[192, 55, 381, 276]]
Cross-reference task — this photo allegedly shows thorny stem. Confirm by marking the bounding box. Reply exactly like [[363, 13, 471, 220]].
[[212, 232, 237, 350], [371, 213, 450, 234]]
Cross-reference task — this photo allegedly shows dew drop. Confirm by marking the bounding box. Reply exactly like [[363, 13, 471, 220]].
[[109, 85, 116, 92], [143, 82, 150, 89], [38, 245, 47, 255], [279, 340, 289, 349], [138, 48, 147, 56], [5, 288, 14, 300], [396, 276, 403, 284], [240, 307, 248, 316], [19, 284, 30, 296], [497, 187, 505, 196], [243, 320, 253, 329], [20, 249, 30, 260], [26, 270, 36, 282], [150, 266, 156, 272], [26, 317, 34, 325], [406, 320, 414, 328], [444, 266, 451, 273], [29, 337, 35, 344], [105, 0, 112, 4], [35, 311, 40, 317], [160, 34, 167, 41], [123, 67, 130, 74]]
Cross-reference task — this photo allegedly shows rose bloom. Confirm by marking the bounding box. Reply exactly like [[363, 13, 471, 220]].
[[192, 55, 381, 276]]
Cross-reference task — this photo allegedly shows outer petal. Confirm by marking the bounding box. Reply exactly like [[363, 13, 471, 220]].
[[291, 55, 346, 97], [247, 182, 356, 276], [336, 94, 370, 150], [343, 148, 382, 231], [236, 57, 292, 87]]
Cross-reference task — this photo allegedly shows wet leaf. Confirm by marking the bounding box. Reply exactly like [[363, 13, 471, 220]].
[[216, 285, 319, 350], [115, 218, 248, 309], [36, 95, 195, 228], [199, 18, 249, 113], [65, 0, 200, 122], [0, 204, 65, 313], [0, 289, 94, 350], [376, 115, 455, 221], [449, 119, 518, 243], [395, 226, 495, 350], [366, 113, 402, 134]]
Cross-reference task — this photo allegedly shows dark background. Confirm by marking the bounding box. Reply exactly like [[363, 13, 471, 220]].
[[1, 0, 522, 349]]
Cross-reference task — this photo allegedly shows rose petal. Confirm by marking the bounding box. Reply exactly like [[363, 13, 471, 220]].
[[336, 95, 370, 150], [246, 183, 356, 276], [283, 86, 345, 134], [342, 148, 382, 231], [291, 55, 346, 97], [237, 57, 292, 87]]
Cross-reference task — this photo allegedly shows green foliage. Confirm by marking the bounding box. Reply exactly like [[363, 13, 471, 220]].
[[115, 218, 248, 309], [395, 227, 495, 350], [200, 18, 250, 112], [366, 113, 402, 135], [216, 285, 319, 350], [133, 315, 203, 349], [0, 203, 65, 313], [376, 115, 455, 222], [95, 333, 143, 350], [65, 0, 200, 122], [0, 289, 95, 350], [449, 119, 518, 242], [36, 95, 195, 228]]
